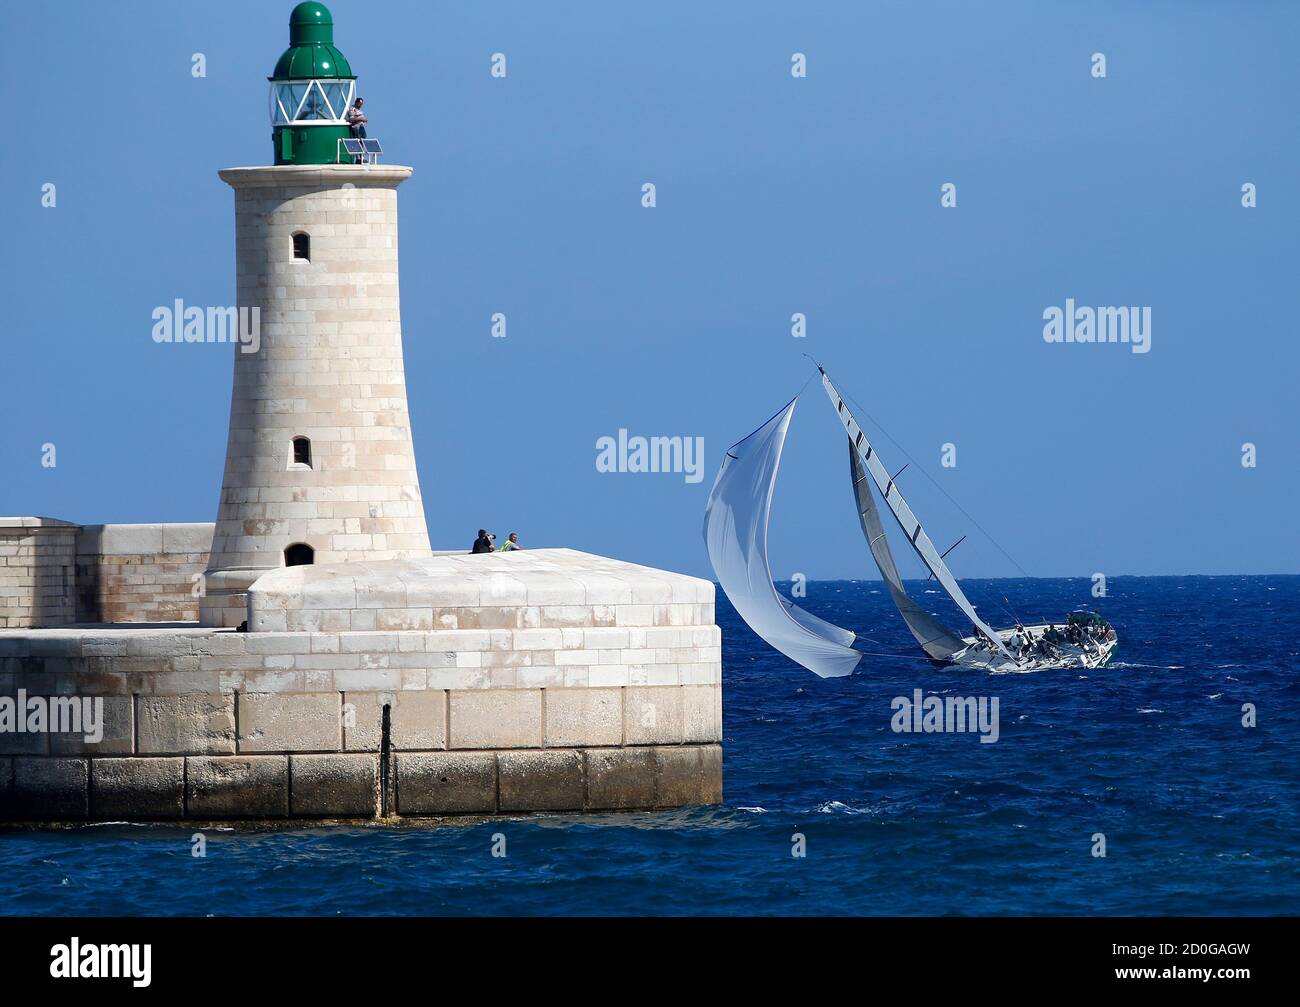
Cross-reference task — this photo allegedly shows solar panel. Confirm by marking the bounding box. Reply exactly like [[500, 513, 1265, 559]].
[[361, 139, 383, 154], [342, 138, 365, 155]]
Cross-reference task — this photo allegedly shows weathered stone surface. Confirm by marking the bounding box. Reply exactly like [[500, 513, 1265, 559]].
[[51, 695, 134, 755], [585, 747, 656, 810], [344, 690, 445, 752], [545, 688, 622, 748], [655, 744, 723, 807], [289, 753, 376, 817], [238, 692, 340, 752], [6, 757, 88, 820], [396, 752, 496, 814], [138, 694, 236, 755], [0, 523, 78, 629], [498, 750, 583, 811], [241, 549, 717, 646], [161, 523, 214, 555], [91, 757, 184, 819], [186, 755, 288, 817], [0, 708, 50, 755], [448, 690, 542, 749], [624, 686, 685, 745], [682, 684, 721, 744], [74, 523, 212, 624], [97, 524, 164, 556]]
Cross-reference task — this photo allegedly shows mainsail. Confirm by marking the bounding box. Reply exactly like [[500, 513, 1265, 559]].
[[847, 440, 967, 660], [703, 399, 863, 678], [820, 370, 1016, 662]]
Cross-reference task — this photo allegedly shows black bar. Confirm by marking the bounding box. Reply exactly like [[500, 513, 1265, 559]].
[[0, 916, 1280, 991]]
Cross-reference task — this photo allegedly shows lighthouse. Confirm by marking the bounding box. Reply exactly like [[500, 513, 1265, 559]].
[[201, 1, 432, 626], [1, 0, 721, 825]]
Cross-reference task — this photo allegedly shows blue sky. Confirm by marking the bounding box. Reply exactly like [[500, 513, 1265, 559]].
[[3, 1, 1296, 580]]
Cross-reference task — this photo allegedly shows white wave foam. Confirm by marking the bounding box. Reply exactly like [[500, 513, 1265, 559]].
[[816, 800, 871, 815]]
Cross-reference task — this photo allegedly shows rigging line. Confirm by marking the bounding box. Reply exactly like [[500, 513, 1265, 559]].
[[851, 649, 942, 665], [836, 382, 1032, 579], [993, 597, 1021, 627], [794, 357, 820, 400], [1002, 594, 1029, 628]]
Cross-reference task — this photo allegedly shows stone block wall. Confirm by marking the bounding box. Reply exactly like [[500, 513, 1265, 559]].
[[0, 518, 79, 629], [0, 620, 723, 821], [76, 523, 214, 624], [0, 519, 216, 629]]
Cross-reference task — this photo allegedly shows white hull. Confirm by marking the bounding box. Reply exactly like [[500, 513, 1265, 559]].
[[951, 623, 1117, 672]]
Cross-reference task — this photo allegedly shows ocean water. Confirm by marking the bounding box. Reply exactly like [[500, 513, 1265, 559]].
[[2, 575, 1296, 916]]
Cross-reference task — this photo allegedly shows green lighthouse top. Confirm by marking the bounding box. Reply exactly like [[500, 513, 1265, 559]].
[[272, 2, 354, 80], [289, 2, 334, 44], [268, 2, 361, 165]]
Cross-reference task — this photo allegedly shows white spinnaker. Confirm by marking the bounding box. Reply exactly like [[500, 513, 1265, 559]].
[[703, 398, 863, 678], [819, 370, 1016, 662]]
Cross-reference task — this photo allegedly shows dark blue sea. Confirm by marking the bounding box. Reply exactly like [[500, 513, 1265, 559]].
[[2, 576, 1297, 916]]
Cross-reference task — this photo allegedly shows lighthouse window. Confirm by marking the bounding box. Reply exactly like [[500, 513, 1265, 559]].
[[292, 436, 312, 466], [319, 82, 353, 119], [273, 82, 309, 123], [271, 80, 354, 124], [299, 87, 330, 121], [293, 232, 310, 260], [284, 543, 314, 567]]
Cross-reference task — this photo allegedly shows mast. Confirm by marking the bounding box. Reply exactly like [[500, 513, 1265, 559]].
[[819, 369, 1017, 662]]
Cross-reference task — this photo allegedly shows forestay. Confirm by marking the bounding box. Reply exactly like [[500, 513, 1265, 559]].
[[703, 398, 863, 678]]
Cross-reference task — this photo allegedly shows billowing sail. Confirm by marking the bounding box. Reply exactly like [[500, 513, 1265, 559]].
[[704, 399, 863, 678], [820, 370, 1016, 662], [848, 440, 966, 660]]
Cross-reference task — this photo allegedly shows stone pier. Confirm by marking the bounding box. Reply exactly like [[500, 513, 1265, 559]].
[[0, 548, 722, 822]]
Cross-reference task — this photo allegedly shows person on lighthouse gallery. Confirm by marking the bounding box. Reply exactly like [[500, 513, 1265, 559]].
[[347, 96, 367, 138]]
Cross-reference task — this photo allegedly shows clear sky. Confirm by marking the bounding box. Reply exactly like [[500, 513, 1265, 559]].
[[3, 1, 1296, 580]]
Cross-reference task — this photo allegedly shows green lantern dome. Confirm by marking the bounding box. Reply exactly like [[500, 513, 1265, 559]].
[[289, 2, 334, 42], [267, 2, 359, 166], [273, 2, 354, 80]]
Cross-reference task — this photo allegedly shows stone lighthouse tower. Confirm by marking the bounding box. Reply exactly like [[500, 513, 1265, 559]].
[[201, 1, 432, 626]]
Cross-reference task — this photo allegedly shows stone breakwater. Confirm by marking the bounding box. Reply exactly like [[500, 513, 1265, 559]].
[[0, 549, 723, 822]]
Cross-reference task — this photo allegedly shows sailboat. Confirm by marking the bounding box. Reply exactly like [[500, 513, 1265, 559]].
[[702, 365, 1118, 676]]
